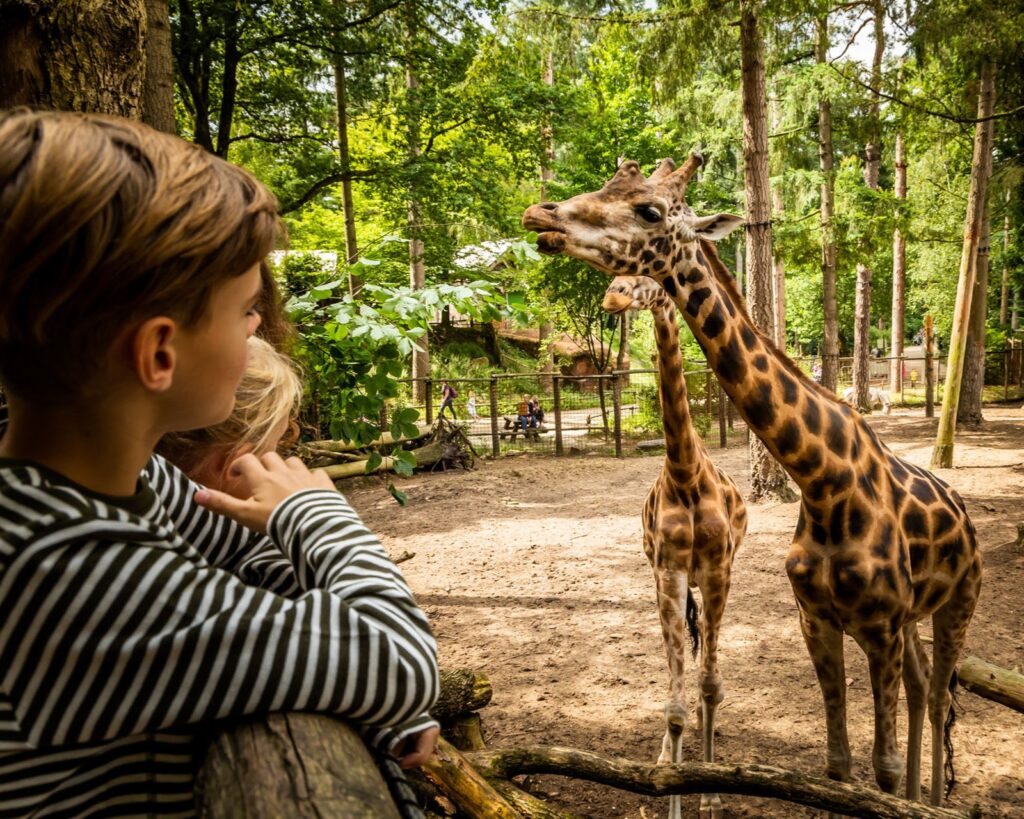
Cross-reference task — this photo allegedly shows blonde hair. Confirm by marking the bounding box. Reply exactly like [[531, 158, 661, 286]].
[[0, 109, 280, 402], [157, 337, 302, 474]]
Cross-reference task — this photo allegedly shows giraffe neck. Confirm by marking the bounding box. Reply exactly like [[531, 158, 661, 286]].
[[655, 238, 859, 495], [649, 301, 704, 482]]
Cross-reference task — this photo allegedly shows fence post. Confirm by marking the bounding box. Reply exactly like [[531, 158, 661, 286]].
[[1004, 346, 1010, 401], [924, 315, 935, 418], [488, 376, 499, 457], [705, 370, 713, 426], [424, 378, 434, 424], [718, 383, 727, 448], [612, 373, 622, 458], [553, 376, 564, 456]]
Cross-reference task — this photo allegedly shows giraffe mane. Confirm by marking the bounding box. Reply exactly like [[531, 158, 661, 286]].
[[698, 238, 843, 406]]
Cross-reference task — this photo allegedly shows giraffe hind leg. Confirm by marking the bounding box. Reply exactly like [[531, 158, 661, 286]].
[[653, 565, 690, 819], [696, 561, 730, 819], [928, 556, 981, 805]]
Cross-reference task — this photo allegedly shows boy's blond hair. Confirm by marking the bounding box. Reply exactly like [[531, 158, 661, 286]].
[[0, 109, 279, 403], [157, 337, 302, 475]]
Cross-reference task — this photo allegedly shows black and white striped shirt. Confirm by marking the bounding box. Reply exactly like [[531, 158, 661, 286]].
[[0, 454, 439, 817]]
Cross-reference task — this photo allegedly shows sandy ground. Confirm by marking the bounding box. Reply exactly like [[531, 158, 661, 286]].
[[346, 407, 1024, 818]]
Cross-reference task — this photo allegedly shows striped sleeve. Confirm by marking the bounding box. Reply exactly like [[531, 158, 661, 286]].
[[144, 454, 301, 596], [0, 490, 439, 753]]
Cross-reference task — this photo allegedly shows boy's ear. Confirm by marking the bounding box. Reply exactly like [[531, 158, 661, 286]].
[[132, 316, 178, 393]]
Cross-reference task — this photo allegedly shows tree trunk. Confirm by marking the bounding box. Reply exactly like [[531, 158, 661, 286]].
[[740, 0, 793, 503], [421, 738, 522, 819], [197, 713, 401, 819], [890, 131, 907, 394], [1000, 191, 1011, 326], [770, 96, 786, 349], [0, 0, 145, 116], [958, 195, 992, 427], [616, 312, 629, 370], [405, 26, 429, 401], [215, 13, 239, 158], [142, 0, 175, 132], [539, 52, 557, 388], [932, 61, 996, 469], [853, 0, 885, 411], [332, 28, 361, 296], [816, 15, 839, 393]]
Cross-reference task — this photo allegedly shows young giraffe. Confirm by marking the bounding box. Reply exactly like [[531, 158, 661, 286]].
[[523, 156, 982, 805], [603, 275, 747, 819]]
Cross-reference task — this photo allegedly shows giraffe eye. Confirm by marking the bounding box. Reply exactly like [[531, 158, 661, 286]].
[[635, 204, 663, 224]]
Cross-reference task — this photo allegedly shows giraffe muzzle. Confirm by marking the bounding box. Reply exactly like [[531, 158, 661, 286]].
[[535, 231, 566, 254]]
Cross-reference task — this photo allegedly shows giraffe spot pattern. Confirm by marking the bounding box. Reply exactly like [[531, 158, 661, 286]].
[[685, 287, 712, 316], [802, 400, 822, 435], [753, 355, 769, 372], [778, 371, 799, 404], [740, 325, 757, 351], [743, 381, 776, 429], [702, 304, 726, 338], [662, 275, 678, 297], [776, 420, 801, 458], [716, 334, 747, 384]]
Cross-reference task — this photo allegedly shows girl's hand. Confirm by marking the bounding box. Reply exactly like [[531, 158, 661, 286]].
[[396, 726, 440, 769], [195, 452, 336, 533]]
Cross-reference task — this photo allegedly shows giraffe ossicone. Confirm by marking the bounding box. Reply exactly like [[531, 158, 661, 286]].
[[524, 157, 981, 806]]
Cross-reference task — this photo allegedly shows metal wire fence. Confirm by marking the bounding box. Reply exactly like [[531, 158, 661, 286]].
[[382, 343, 1024, 459]]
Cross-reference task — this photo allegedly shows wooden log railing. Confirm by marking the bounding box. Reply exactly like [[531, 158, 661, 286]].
[[197, 713, 400, 819]]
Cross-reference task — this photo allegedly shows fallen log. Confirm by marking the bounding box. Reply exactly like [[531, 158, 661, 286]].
[[433, 669, 493, 722], [307, 426, 431, 453], [958, 655, 1024, 714], [464, 746, 968, 819], [323, 442, 442, 480], [484, 776, 580, 819], [421, 737, 523, 819], [446, 713, 487, 752], [197, 713, 400, 819]]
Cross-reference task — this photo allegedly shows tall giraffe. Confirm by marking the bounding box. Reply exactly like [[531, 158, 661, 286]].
[[524, 156, 981, 805], [603, 276, 747, 819]]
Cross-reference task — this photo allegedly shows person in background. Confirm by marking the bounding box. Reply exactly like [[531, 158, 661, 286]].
[[440, 380, 458, 420], [529, 395, 545, 428], [466, 389, 478, 420], [516, 393, 531, 433]]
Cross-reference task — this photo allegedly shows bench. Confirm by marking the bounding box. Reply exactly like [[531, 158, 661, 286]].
[[500, 415, 549, 442]]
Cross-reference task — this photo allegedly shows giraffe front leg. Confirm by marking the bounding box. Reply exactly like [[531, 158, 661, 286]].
[[654, 566, 690, 819], [697, 565, 729, 819], [794, 603, 852, 784], [902, 622, 931, 801], [863, 627, 906, 794]]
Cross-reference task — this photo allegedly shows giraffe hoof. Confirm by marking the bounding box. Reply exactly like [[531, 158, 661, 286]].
[[698, 794, 723, 819]]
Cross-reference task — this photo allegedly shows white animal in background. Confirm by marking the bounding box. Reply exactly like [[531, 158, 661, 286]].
[[840, 386, 891, 414]]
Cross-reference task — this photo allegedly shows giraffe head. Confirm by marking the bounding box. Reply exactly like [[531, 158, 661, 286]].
[[602, 275, 674, 315], [522, 154, 743, 278]]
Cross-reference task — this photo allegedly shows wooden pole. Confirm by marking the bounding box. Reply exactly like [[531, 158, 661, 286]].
[[424, 377, 434, 424], [466, 746, 967, 819], [612, 373, 622, 458], [553, 376, 564, 456], [489, 376, 500, 458], [718, 383, 727, 448], [925, 315, 935, 418]]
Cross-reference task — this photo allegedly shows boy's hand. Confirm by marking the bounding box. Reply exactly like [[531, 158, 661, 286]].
[[395, 725, 440, 769], [194, 452, 337, 533]]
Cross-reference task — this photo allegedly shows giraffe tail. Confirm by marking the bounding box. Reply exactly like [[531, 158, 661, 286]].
[[944, 669, 959, 797], [685, 587, 700, 660]]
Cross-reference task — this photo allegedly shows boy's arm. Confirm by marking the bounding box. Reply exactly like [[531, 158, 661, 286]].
[[0, 488, 439, 753], [145, 454, 302, 596]]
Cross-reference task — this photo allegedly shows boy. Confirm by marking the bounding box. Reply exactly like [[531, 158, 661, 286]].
[[0, 110, 438, 816]]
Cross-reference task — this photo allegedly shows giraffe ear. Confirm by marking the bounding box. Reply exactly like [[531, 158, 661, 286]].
[[692, 213, 743, 241], [602, 291, 633, 314]]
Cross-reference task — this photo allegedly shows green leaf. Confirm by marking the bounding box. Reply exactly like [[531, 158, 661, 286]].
[[388, 483, 408, 506], [394, 407, 420, 424], [400, 423, 420, 439], [365, 451, 383, 472]]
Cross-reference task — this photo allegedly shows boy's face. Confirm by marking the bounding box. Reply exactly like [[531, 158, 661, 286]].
[[169, 264, 263, 431]]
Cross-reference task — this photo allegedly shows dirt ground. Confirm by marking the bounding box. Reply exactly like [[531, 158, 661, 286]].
[[346, 406, 1024, 818]]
